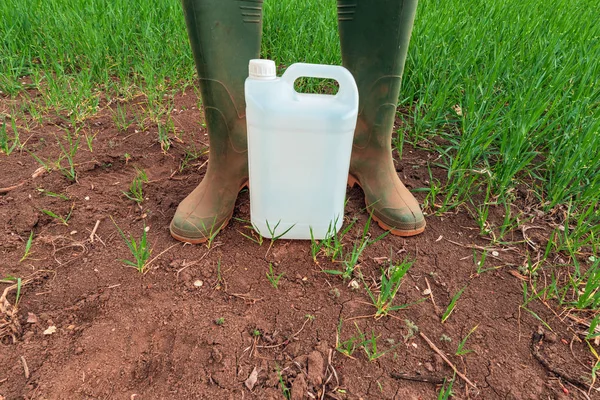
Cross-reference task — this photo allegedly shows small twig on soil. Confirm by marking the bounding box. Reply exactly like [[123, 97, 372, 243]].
[[0, 167, 47, 194], [343, 313, 377, 322], [227, 292, 262, 304], [425, 277, 442, 316], [146, 243, 180, 270], [328, 349, 339, 387], [89, 220, 101, 243], [419, 332, 477, 389], [20, 356, 30, 379], [390, 372, 445, 384], [445, 238, 519, 255], [291, 315, 312, 339], [0, 181, 25, 194]]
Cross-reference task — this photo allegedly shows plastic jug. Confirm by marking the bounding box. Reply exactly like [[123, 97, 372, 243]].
[[245, 59, 359, 240]]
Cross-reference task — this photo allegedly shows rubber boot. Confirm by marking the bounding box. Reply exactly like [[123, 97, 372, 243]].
[[337, 0, 425, 236], [170, 0, 263, 243]]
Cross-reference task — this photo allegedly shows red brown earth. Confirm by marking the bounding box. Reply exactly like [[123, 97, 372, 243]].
[[0, 90, 597, 399]]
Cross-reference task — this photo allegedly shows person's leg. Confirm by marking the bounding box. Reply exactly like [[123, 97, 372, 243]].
[[171, 0, 263, 243], [337, 0, 425, 236]]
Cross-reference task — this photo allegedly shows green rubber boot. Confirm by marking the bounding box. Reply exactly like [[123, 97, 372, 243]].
[[337, 0, 425, 236], [170, 0, 263, 243]]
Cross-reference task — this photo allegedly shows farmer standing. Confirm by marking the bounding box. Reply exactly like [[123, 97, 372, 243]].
[[170, 0, 425, 244]]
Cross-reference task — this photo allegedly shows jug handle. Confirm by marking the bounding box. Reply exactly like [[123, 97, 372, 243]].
[[281, 63, 358, 106]]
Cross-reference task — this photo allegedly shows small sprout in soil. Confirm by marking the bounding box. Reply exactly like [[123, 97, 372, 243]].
[[323, 215, 387, 279], [113, 102, 133, 132], [438, 373, 456, 400], [56, 130, 80, 182], [305, 314, 316, 322], [123, 153, 131, 164], [41, 204, 74, 226], [252, 329, 261, 337], [403, 319, 419, 342], [37, 188, 70, 201], [28, 150, 53, 173], [276, 365, 291, 400], [214, 317, 225, 326], [329, 288, 341, 298], [440, 334, 452, 343], [587, 315, 600, 341], [456, 325, 478, 356], [201, 216, 221, 250], [265, 219, 295, 256], [215, 259, 223, 288], [355, 322, 397, 362], [363, 257, 416, 318], [178, 144, 205, 173], [266, 263, 284, 289], [335, 319, 358, 358], [112, 217, 152, 274], [321, 215, 355, 263], [0, 116, 20, 155], [84, 131, 97, 152], [19, 231, 34, 263], [123, 167, 148, 204], [157, 117, 176, 153], [442, 286, 467, 323], [236, 218, 264, 246]]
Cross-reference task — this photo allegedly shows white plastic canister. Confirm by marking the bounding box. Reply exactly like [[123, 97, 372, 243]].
[[245, 59, 359, 239]]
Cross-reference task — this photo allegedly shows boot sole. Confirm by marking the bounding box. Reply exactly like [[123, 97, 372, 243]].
[[170, 181, 249, 244], [348, 174, 426, 237]]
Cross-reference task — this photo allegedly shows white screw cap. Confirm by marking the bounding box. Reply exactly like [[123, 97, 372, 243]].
[[249, 59, 276, 80]]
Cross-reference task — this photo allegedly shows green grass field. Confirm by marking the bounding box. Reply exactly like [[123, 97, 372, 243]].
[[1, 0, 599, 310]]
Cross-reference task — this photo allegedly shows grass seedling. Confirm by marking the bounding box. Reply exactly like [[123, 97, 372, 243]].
[[36, 188, 70, 200], [587, 315, 600, 341], [41, 204, 74, 226], [456, 325, 478, 356], [276, 366, 291, 400], [202, 217, 222, 250], [442, 286, 467, 323], [312, 214, 356, 263], [236, 218, 264, 246], [214, 317, 225, 326], [28, 151, 53, 173], [178, 144, 206, 173], [437, 373, 456, 400], [112, 218, 152, 274], [84, 131, 97, 152], [0, 117, 20, 155], [19, 231, 34, 263], [355, 323, 397, 362], [157, 119, 174, 153], [56, 130, 80, 182], [266, 262, 284, 289], [113, 102, 133, 132], [363, 257, 414, 318], [265, 220, 295, 241], [335, 319, 358, 358], [123, 168, 148, 204], [323, 215, 387, 279]]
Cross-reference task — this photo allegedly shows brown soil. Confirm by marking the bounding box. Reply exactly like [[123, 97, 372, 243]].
[[0, 91, 596, 400]]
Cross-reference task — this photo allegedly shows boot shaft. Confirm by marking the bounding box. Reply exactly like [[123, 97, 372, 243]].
[[181, 0, 264, 154], [337, 0, 418, 150]]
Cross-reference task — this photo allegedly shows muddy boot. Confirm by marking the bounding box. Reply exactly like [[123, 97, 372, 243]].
[[170, 0, 263, 243], [337, 0, 425, 236]]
